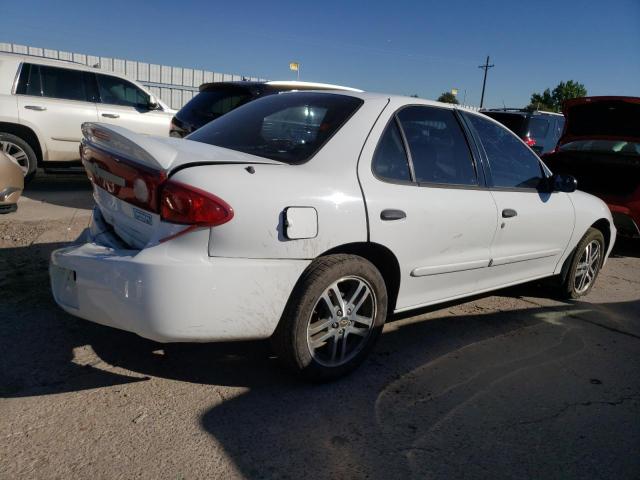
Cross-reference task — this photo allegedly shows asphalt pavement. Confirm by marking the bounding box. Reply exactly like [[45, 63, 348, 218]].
[[1, 173, 638, 479]]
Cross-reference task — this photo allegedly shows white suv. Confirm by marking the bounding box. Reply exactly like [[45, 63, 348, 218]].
[[0, 53, 174, 180]]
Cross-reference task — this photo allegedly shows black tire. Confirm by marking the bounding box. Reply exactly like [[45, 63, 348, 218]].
[[272, 254, 388, 381], [559, 227, 606, 299], [0, 132, 37, 183]]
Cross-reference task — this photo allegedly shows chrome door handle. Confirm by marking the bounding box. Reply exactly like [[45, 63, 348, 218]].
[[101, 113, 120, 118], [24, 105, 46, 111], [502, 208, 518, 218]]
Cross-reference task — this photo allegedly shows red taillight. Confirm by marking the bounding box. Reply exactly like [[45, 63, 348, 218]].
[[523, 136, 536, 147], [160, 180, 234, 226]]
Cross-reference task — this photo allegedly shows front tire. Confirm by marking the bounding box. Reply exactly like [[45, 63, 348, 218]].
[[560, 227, 606, 299], [272, 254, 388, 381]]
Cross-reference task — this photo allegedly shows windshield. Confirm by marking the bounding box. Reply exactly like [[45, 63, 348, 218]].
[[186, 92, 363, 164], [559, 139, 640, 156]]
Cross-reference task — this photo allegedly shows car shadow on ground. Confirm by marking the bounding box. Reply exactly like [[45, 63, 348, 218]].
[[1, 240, 639, 478], [0, 239, 629, 397], [20, 172, 93, 210]]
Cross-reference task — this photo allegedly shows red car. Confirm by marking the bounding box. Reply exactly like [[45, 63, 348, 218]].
[[543, 96, 640, 237]]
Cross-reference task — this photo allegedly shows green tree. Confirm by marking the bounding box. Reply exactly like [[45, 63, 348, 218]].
[[528, 80, 587, 112], [437, 92, 459, 104]]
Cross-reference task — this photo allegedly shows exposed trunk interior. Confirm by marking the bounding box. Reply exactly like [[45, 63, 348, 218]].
[[546, 150, 640, 197]]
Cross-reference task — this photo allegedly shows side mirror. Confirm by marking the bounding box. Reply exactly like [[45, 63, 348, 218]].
[[552, 173, 577, 193], [147, 96, 159, 110]]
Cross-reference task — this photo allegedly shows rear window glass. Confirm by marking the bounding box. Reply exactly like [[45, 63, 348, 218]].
[[178, 88, 253, 128], [527, 117, 550, 140], [482, 112, 527, 136], [187, 92, 363, 164]]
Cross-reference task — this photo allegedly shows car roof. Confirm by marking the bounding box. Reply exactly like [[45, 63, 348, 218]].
[[199, 80, 363, 93], [481, 108, 563, 117], [0, 51, 126, 76], [275, 89, 478, 112]]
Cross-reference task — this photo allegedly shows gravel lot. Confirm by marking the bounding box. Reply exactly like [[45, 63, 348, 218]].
[[1, 174, 639, 479]]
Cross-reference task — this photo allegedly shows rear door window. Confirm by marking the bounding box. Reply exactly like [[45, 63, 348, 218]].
[[40, 65, 93, 102], [17, 64, 95, 102], [464, 112, 545, 189], [372, 119, 412, 182], [397, 106, 478, 186], [15, 63, 42, 96], [96, 74, 150, 108]]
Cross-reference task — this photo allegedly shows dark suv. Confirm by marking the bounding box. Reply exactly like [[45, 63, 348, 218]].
[[480, 108, 565, 156], [170, 81, 361, 137]]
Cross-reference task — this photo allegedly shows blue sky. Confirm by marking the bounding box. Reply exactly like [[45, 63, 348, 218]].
[[3, 0, 639, 107]]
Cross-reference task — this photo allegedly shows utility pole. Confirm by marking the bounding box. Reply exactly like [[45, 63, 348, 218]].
[[478, 55, 494, 109]]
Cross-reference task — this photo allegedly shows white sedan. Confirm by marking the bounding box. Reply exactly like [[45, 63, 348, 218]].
[[50, 91, 615, 380]]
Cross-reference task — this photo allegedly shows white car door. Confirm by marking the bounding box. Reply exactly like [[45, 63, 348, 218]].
[[358, 103, 498, 312], [462, 112, 574, 288], [94, 73, 171, 136], [16, 63, 99, 161]]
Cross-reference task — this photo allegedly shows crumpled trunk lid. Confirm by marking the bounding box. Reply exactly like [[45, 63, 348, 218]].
[[545, 149, 640, 198]]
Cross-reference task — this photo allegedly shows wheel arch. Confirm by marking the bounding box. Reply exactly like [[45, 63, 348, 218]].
[[591, 218, 612, 252], [320, 241, 401, 314], [0, 121, 44, 165]]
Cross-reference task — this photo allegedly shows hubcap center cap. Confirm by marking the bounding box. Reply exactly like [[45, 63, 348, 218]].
[[339, 318, 350, 327]]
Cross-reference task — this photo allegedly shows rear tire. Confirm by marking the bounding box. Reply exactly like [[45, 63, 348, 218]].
[[272, 254, 388, 381], [0, 132, 37, 183], [559, 227, 605, 299]]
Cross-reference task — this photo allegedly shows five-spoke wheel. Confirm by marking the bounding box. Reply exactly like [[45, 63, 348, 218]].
[[307, 276, 376, 367], [561, 227, 605, 299], [272, 254, 387, 381]]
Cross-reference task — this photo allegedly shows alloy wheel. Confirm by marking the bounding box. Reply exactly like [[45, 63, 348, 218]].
[[574, 240, 601, 294], [0, 140, 30, 175], [306, 276, 377, 367]]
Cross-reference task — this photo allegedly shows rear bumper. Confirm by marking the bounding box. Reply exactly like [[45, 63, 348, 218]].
[[50, 211, 309, 342]]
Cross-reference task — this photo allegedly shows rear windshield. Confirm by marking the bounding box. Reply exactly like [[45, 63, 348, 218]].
[[178, 87, 253, 128], [482, 112, 527, 136], [187, 92, 363, 164], [527, 117, 550, 141]]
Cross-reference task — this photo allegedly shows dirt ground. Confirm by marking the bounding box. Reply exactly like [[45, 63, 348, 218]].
[[1, 174, 639, 479]]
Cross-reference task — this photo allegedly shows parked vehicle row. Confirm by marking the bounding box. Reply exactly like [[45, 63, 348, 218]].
[[50, 91, 615, 380], [0, 53, 175, 180], [170, 80, 362, 138], [543, 96, 640, 238], [480, 108, 564, 156]]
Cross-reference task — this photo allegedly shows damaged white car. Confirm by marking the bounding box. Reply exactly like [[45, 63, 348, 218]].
[[50, 91, 615, 380]]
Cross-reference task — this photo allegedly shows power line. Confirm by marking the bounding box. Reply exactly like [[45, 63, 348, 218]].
[[478, 55, 494, 108]]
